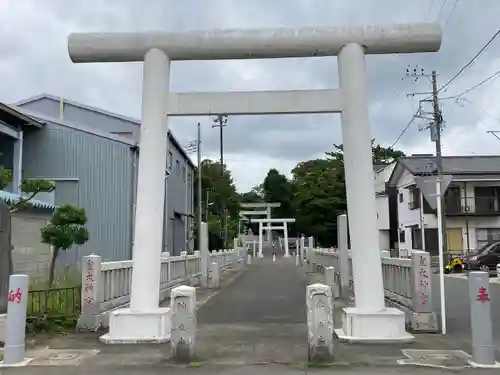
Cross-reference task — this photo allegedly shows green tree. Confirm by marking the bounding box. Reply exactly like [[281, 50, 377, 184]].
[[0, 167, 56, 313], [194, 159, 241, 248], [41, 205, 89, 288], [261, 169, 295, 220], [326, 139, 405, 165], [291, 158, 346, 245], [240, 184, 265, 203]]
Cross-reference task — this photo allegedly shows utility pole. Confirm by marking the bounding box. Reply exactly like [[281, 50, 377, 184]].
[[212, 114, 228, 248], [431, 70, 448, 256], [406, 67, 448, 253], [197, 122, 202, 253], [407, 67, 448, 335]]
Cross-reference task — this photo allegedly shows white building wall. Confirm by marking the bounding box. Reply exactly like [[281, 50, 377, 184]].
[[376, 195, 390, 230], [397, 175, 500, 254]]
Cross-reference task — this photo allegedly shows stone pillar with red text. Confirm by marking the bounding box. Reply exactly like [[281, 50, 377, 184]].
[[77, 254, 102, 331], [409, 251, 438, 332], [2, 274, 29, 365]]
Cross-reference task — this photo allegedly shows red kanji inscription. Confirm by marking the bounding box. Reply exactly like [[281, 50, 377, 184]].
[[86, 271, 94, 282], [8, 288, 23, 304], [419, 292, 429, 305], [477, 286, 490, 303]]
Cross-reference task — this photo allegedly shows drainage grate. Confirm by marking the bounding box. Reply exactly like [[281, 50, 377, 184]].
[[398, 349, 471, 369]]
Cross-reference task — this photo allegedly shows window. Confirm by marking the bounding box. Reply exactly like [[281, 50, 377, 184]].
[[399, 193, 403, 202], [175, 160, 180, 175], [476, 228, 500, 249], [399, 230, 405, 243], [182, 165, 186, 182], [168, 152, 173, 168], [411, 228, 422, 250], [408, 187, 420, 210]]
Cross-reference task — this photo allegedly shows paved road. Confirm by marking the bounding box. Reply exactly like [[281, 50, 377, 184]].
[[198, 254, 306, 324], [196, 255, 308, 363], [432, 274, 500, 354]]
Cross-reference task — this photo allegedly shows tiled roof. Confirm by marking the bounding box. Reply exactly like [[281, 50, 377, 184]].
[[0, 190, 56, 210], [400, 155, 500, 175]]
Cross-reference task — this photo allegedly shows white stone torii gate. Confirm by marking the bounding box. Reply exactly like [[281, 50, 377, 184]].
[[240, 202, 281, 242], [253, 217, 295, 258], [68, 22, 441, 344]]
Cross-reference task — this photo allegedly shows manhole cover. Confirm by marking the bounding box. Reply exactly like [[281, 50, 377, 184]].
[[49, 353, 78, 360]]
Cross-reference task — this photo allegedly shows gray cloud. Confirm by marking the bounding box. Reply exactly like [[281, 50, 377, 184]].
[[0, 0, 499, 191]]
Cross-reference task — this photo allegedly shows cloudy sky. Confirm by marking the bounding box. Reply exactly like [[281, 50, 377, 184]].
[[1, 0, 499, 192]]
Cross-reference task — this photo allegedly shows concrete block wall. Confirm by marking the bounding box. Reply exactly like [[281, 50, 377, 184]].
[[10, 212, 53, 283]]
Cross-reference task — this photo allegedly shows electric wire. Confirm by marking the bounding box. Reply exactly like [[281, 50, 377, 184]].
[[438, 28, 500, 94], [441, 69, 500, 100]]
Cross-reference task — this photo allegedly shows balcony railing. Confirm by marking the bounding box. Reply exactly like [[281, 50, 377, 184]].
[[445, 196, 500, 215]]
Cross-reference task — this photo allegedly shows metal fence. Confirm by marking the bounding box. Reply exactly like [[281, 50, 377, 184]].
[[27, 286, 81, 318]]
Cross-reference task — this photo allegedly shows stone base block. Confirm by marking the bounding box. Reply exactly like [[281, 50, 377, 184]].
[[410, 312, 438, 332], [99, 307, 171, 344], [334, 307, 414, 343]]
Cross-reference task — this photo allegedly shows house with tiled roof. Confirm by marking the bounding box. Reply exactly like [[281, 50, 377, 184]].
[[385, 155, 500, 256]]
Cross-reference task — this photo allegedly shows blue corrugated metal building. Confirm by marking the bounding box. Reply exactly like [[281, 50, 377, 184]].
[[0, 94, 195, 265]]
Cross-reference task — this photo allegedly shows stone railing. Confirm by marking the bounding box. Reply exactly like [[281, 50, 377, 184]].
[[308, 248, 437, 332], [78, 249, 238, 329]]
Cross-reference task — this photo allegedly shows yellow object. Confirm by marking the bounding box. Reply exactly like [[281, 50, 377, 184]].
[[446, 228, 463, 253]]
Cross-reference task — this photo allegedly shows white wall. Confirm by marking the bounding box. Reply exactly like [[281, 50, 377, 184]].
[[376, 195, 390, 230], [397, 177, 500, 253], [379, 229, 390, 250], [374, 163, 395, 194]]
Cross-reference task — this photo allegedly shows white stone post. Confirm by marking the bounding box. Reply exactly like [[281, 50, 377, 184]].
[[200, 222, 209, 288], [258, 221, 263, 258], [247, 253, 252, 264], [324, 266, 338, 299], [2, 274, 29, 365], [300, 236, 305, 261], [252, 240, 257, 258], [306, 283, 334, 362], [210, 262, 220, 289], [409, 251, 437, 331], [100, 48, 171, 343], [283, 222, 290, 257], [380, 250, 390, 258], [170, 286, 196, 361], [338, 43, 384, 313], [77, 254, 102, 331], [337, 214, 351, 299]]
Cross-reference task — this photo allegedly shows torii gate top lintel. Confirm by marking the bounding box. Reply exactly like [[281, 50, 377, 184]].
[[241, 202, 281, 209], [68, 23, 441, 63]]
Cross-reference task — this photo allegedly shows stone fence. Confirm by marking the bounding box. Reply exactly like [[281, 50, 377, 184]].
[[77, 249, 239, 330], [308, 247, 438, 332]]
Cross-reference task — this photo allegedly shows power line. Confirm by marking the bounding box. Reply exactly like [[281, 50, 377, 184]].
[[441, 69, 500, 100], [443, 0, 459, 27], [436, 0, 448, 21], [390, 110, 419, 148], [438, 28, 500, 94]]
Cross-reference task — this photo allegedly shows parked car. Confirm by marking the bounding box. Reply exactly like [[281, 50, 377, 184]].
[[462, 241, 500, 275]]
